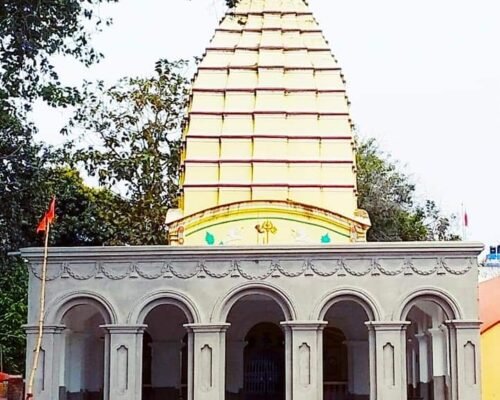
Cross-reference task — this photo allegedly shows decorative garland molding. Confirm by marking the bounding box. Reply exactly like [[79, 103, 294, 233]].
[[27, 255, 476, 281]]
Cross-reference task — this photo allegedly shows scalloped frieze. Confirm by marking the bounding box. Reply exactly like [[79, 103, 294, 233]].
[[29, 255, 476, 281], [30, 262, 64, 281]]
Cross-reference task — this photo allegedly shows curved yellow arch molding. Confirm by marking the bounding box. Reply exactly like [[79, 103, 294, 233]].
[[167, 200, 370, 246]]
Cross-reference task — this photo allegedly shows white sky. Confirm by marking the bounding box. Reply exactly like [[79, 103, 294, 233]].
[[33, 0, 500, 248]]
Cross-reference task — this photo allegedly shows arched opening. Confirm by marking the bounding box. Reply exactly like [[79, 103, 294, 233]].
[[243, 323, 285, 400], [142, 304, 189, 400], [225, 294, 287, 400], [323, 301, 370, 400], [62, 304, 106, 400], [405, 299, 451, 400]]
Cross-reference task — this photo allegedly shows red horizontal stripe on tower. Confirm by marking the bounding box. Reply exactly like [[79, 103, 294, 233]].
[[197, 66, 341, 71], [182, 183, 355, 189], [206, 46, 330, 52], [229, 11, 314, 16], [185, 135, 352, 140], [215, 28, 323, 33], [183, 159, 353, 164], [191, 88, 346, 93], [189, 111, 350, 116]]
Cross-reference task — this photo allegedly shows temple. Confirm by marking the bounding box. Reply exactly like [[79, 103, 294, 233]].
[[21, 1, 483, 400]]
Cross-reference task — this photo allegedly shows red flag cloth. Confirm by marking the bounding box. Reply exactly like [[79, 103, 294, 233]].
[[464, 211, 469, 227], [36, 197, 56, 233]]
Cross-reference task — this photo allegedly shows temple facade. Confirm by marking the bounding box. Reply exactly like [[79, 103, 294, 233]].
[[22, 1, 482, 400]]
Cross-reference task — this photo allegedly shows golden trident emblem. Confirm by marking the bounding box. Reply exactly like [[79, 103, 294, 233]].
[[255, 220, 277, 244]]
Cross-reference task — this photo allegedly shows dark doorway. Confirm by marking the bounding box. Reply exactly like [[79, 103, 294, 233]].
[[323, 327, 348, 400], [243, 322, 285, 400], [141, 305, 188, 400], [141, 332, 187, 400]]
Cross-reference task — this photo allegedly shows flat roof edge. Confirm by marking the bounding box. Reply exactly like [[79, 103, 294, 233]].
[[19, 241, 484, 261]]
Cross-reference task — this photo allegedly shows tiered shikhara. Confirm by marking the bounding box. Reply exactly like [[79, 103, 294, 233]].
[[167, 0, 370, 246]]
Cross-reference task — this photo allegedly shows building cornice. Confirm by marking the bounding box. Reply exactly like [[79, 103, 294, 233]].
[[20, 242, 484, 262]]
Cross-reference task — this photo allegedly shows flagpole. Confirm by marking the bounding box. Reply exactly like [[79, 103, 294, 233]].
[[461, 203, 466, 240], [26, 221, 50, 399]]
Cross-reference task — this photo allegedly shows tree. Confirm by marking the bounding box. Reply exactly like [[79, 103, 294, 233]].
[[63, 59, 190, 245], [356, 137, 459, 241], [0, 0, 118, 205], [34, 168, 123, 247], [0, 0, 117, 108], [0, 165, 121, 373], [0, 0, 120, 254], [0, 257, 28, 374], [0, 0, 123, 255], [0, 0, 120, 373]]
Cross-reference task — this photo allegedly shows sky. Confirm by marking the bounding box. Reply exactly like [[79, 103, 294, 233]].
[[33, 0, 500, 248]]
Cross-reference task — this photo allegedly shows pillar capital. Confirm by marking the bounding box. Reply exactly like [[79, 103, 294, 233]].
[[100, 324, 147, 334], [23, 324, 66, 335], [445, 319, 482, 330], [184, 323, 230, 333], [365, 320, 411, 331], [280, 320, 327, 331], [427, 326, 447, 337], [414, 331, 429, 340]]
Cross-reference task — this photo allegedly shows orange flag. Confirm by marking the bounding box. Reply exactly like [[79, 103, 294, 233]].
[[36, 197, 56, 233]]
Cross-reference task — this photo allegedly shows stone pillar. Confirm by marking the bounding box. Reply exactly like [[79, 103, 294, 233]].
[[24, 325, 65, 400], [186, 329, 194, 400], [100, 324, 146, 400], [427, 327, 449, 400], [415, 333, 430, 400], [406, 338, 418, 399], [184, 323, 230, 400], [367, 324, 377, 400], [281, 321, 327, 400], [367, 321, 410, 400], [446, 320, 481, 400]]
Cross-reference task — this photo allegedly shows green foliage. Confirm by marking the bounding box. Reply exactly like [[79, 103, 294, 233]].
[[63, 59, 190, 245], [423, 199, 461, 241], [0, 0, 117, 109], [356, 137, 459, 241], [37, 168, 123, 247], [0, 0, 122, 253], [0, 0, 120, 250], [0, 0, 119, 374], [0, 257, 28, 374], [0, 163, 121, 373]]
